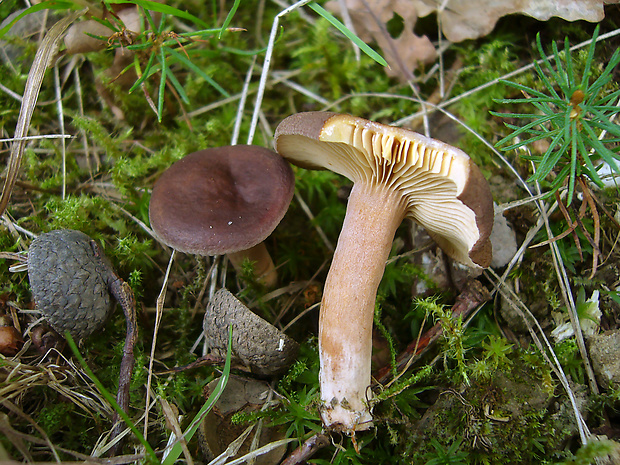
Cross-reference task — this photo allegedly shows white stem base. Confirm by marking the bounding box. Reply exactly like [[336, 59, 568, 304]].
[[319, 182, 405, 433]]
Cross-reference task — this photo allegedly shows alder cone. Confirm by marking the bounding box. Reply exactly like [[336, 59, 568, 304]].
[[28, 230, 113, 340]]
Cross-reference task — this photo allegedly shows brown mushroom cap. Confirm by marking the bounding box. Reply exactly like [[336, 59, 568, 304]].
[[274, 112, 493, 267], [149, 146, 294, 256]]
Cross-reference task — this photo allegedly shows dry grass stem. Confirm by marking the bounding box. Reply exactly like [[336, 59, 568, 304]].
[[143, 248, 176, 441], [0, 10, 86, 217]]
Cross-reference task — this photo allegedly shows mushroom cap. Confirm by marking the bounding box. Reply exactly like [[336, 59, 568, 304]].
[[149, 146, 295, 256], [274, 112, 493, 268]]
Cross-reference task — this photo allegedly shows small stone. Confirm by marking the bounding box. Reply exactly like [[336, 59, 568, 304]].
[[490, 204, 518, 269]]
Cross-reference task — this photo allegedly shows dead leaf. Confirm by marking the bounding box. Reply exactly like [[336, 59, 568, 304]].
[[200, 375, 288, 465], [412, 0, 620, 42], [326, 0, 437, 81]]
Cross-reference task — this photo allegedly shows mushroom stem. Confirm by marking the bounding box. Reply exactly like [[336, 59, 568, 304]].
[[227, 242, 278, 288], [319, 181, 406, 432]]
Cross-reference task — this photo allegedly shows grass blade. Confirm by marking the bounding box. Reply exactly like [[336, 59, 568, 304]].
[[161, 326, 234, 465], [307, 2, 387, 67], [157, 48, 167, 121], [65, 332, 158, 462], [582, 122, 620, 172], [165, 66, 190, 104], [497, 79, 552, 99], [0, 0, 76, 38], [166, 47, 230, 97], [219, 0, 241, 38], [580, 25, 599, 89], [129, 51, 157, 93], [0, 9, 86, 217]]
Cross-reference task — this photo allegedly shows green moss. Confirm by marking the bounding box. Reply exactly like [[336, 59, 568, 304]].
[[401, 357, 567, 464], [25, 382, 112, 458]]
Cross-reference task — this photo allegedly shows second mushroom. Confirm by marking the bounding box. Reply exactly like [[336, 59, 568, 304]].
[[274, 112, 494, 433], [149, 145, 294, 288]]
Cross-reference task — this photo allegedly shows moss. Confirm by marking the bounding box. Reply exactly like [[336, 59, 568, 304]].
[[399, 355, 572, 464], [34, 397, 105, 456]]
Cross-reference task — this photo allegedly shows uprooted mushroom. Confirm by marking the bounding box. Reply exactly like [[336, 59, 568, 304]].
[[274, 111, 494, 433]]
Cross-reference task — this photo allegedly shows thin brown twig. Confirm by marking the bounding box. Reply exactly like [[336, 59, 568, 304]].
[[578, 177, 601, 279], [106, 277, 138, 456], [280, 433, 330, 465]]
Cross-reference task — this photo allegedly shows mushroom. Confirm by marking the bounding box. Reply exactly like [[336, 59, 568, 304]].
[[148, 146, 294, 287], [274, 111, 494, 433]]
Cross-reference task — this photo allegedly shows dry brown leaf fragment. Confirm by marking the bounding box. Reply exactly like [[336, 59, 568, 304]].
[[326, 0, 437, 81], [412, 0, 620, 42]]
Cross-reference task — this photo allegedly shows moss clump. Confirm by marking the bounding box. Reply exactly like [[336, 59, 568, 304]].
[[400, 356, 578, 464]]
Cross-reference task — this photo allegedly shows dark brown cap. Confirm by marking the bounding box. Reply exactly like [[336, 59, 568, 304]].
[[149, 145, 294, 256]]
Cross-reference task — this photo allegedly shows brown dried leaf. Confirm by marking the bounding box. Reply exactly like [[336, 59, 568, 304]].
[[326, 0, 437, 81], [413, 0, 620, 42]]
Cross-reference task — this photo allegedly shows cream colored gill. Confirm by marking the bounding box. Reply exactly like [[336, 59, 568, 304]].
[[320, 116, 472, 196], [278, 122, 481, 265], [409, 198, 480, 262], [276, 135, 371, 182], [321, 117, 481, 263]]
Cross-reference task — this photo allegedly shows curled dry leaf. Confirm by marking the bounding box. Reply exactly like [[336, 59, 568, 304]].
[[326, 0, 436, 82], [412, 0, 620, 42], [200, 375, 288, 465]]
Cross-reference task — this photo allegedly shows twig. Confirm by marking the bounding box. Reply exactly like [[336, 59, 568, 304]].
[[281, 433, 330, 465], [335, 0, 360, 61], [374, 279, 490, 385], [231, 56, 256, 146], [0, 9, 86, 217], [294, 190, 334, 251], [107, 275, 139, 456], [532, 170, 599, 399], [144, 249, 176, 442], [247, 0, 314, 145], [0, 134, 73, 143]]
